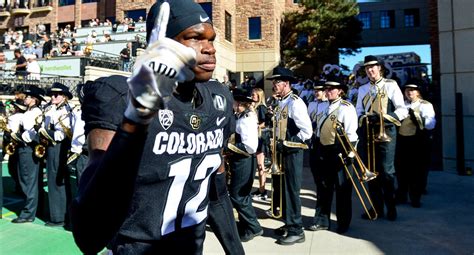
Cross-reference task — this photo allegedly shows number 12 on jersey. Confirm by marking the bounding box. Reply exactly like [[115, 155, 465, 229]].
[[161, 153, 221, 235]]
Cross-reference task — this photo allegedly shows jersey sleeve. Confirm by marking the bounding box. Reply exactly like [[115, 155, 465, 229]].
[[81, 75, 128, 135]]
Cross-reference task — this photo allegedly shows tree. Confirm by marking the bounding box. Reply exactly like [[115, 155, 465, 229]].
[[280, 0, 363, 76]]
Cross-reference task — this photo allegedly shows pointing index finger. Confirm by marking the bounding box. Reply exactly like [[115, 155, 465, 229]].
[[149, 1, 170, 44]]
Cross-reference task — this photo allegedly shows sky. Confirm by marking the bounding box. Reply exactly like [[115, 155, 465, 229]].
[[339, 44, 432, 76]]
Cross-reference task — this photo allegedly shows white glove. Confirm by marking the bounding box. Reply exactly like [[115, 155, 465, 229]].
[[125, 2, 197, 124]]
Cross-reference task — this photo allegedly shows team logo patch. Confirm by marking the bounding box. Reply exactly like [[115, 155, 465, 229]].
[[212, 94, 226, 111], [190, 115, 201, 130], [159, 109, 174, 130]]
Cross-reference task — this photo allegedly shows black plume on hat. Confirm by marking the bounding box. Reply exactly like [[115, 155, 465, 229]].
[[266, 66, 295, 82], [363, 55, 381, 67], [24, 85, 46, 102], [233, 88, 255, 103], [47, 82, 73, 99], [146, 0, 212, 43]]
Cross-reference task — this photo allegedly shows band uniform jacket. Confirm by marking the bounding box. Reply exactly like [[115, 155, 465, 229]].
[[316, 98, 358, 145], [399, 99, 436, 136], [276, 92, 312, 143], [356, 78, 408, 124]]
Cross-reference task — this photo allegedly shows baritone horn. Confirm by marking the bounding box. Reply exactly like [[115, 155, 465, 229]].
[[334, 122, 378, 220]]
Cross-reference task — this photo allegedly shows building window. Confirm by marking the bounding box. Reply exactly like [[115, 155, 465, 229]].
[[225, 11, 232, 42], [380, 10, 395, 29], [297, 33, 308, 48], [82, 0, 98, 3], [248, 17, 261, 40], [199, 3, 212, 21], [293, 0, 302, 3], [125, 9, 146, 22], [404, 8, 420, 27], [59, 0, 75, 6], [358, 12, 371, 29]]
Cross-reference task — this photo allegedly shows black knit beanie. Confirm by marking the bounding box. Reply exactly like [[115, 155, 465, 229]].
[[146, 0, 212, 43]]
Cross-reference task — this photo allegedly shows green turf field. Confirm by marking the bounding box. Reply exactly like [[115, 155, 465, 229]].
[[1, 161, 82, 255]]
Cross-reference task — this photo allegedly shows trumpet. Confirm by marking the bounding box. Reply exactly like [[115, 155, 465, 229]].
[[334, 122, 378, 220], [270, 106, 284, 219]]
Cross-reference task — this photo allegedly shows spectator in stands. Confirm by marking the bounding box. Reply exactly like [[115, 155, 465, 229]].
[[128, 18, 136, 32], [86, 31, 97, 44], [23, 40, 35, 55], [60, 41, 72, 56], [26, 55, 41, 80], [42, 34, 53, 58], [137, 16, 144, 23], [36, 23, 46, 39], [70, 38, 80, 54], [16, 31, 23, 44], [0, 48, 6, 71], [120, 42, 132, 72], [89, 19, 98, 27], [101, 32, 112, 43], [104, 19, 112, 27], [14, 49, 27, 78]]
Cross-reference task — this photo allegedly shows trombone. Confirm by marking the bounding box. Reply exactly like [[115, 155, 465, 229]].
[[269, 106, 284, 219], [334, 122, 378, 220], [366, 92, 391, 173]]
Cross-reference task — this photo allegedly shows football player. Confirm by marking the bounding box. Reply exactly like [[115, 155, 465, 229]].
[[71, 1, 236, 254]]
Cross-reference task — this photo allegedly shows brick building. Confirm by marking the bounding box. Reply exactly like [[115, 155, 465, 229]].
[[0, 0, 301, 93]]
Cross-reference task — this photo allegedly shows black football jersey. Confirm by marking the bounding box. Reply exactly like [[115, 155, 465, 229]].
[[118, 81, 234, 241]]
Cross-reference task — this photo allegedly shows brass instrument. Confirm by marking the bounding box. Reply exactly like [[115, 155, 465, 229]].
[[34, 112, 56, 158], [373, 93, 391, 143], [0, 116, 21, 156], [334, 122, 378, 220], [226, 134, 251, 157], [270, 106, 283, 219], [58, 113, 73, 140]]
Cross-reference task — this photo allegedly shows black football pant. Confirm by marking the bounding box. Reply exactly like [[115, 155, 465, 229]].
[[207, 172, 245, 255], [113, 221, 207, 255], [17, 145, 41, 219]]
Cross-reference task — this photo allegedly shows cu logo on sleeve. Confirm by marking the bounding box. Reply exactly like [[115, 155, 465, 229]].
[[212, 94, 226, 111]]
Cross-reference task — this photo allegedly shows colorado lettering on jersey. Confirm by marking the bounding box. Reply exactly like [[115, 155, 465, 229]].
[[153, 128, 224, 155]]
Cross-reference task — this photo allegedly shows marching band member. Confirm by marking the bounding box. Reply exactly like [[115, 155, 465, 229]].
[[12, 85, 45, 224], [356, 55, 408, 221], [66, 84, 87, 185], [396, 83, 436, 208], [1, 100, 27, 218], [251, 87, 269, 201], [4, 100, 28, 195], [227, 88, 263, 242], [306, 84, 328, 231], [310, 77, 358, 234], [268, 66, 312, 245], [42, 82, 74, 227]]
